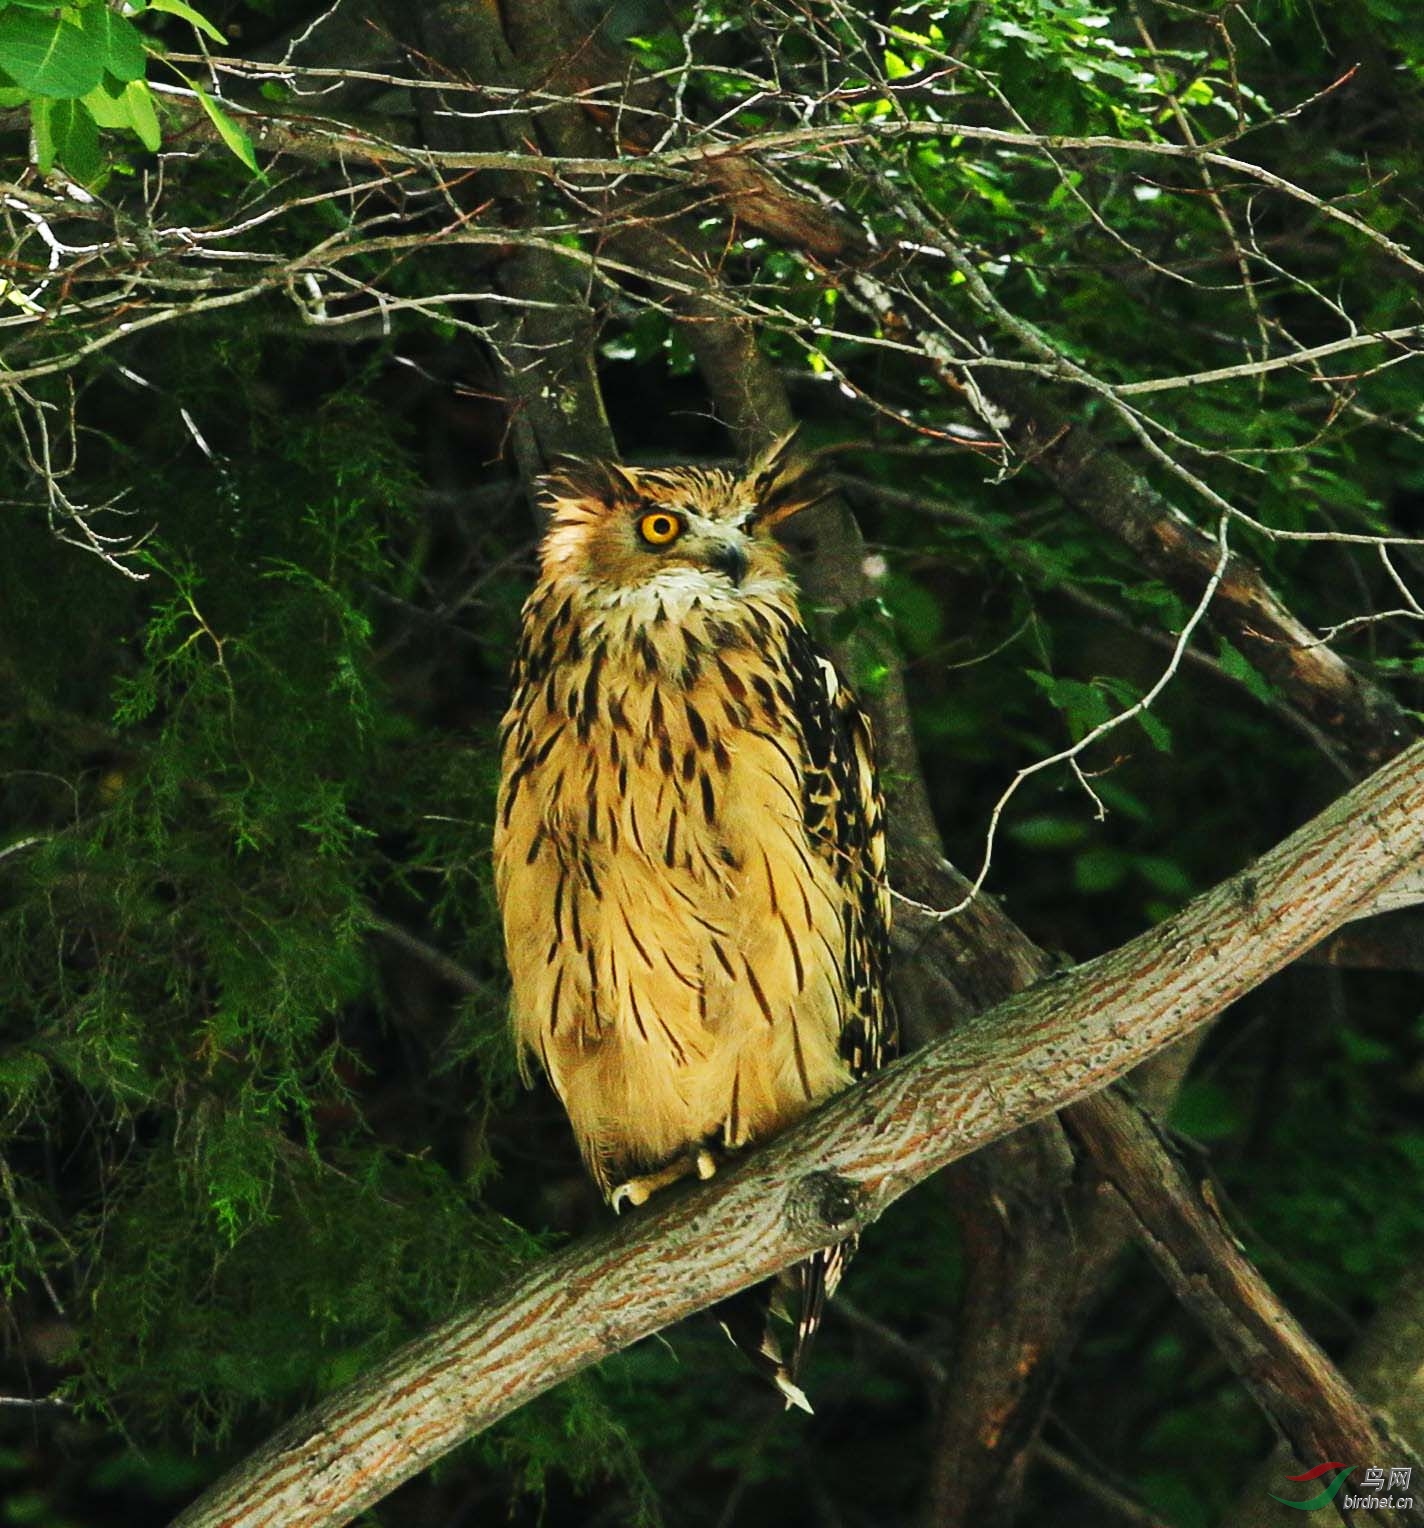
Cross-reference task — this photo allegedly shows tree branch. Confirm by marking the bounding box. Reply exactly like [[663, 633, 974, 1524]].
[[984, 371, 1417, 774], [1229, 1264, 1424, 1528], [1067, 1090, 1424, 1528], [171, 740, 1424, 1528], [596, 128, 1419, 777]]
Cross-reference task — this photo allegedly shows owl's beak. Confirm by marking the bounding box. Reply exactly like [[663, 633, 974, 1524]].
[[709, 541, 750, 586]]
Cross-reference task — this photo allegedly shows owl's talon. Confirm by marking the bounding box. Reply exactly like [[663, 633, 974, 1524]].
[[609, 1149, 718, 1212], [610, 1179, 651, 1215]]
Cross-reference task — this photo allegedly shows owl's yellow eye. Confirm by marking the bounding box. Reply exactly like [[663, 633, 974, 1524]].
[[638, 511, 684, 547]]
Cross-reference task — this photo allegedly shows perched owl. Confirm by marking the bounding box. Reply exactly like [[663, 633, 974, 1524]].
[[493, 438, 893, 1407]]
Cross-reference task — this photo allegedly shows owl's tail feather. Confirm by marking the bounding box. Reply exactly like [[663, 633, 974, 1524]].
[[791, 1237, 854, 1374], [716, 1281, 813, 1413], [716, 1238, 858, 1413]]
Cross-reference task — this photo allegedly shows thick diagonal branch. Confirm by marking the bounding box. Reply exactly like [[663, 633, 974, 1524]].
[[171, 741, 1424, 1528], [1230, 1263, 1424, 1528]]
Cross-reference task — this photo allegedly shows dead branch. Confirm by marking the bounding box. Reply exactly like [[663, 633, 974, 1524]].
[[1066, 1090, 1424, 1528], [1229, 1264, 1424, 1528]]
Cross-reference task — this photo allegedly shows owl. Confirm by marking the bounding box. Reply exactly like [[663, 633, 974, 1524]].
[[493, 437, 893, 1408]]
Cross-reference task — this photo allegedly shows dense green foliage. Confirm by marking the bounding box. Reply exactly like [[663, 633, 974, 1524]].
[[2, 3, 1423, 1526], [0, 0, 249, 179]]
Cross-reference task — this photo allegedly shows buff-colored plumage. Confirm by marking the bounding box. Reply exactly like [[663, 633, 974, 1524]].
[[493, 439, 892, 1404]]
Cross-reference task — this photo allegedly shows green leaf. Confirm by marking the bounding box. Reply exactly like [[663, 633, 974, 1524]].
[[0, 10, 104, 98], [1006, 814, 1090, 849], [82, 78, 134, 131], [148, 0, 226, 44], [1172, 1081, 1241, 1143], [124, 77, 161, 150], [193, 83, 259, 174], [1093, 779, 1152, 822], [32, 95, 101, 181], [1025, 669, 1113, 739], [1073, 846, 1129, 893], [1136, 707, 1173, 752], [1134, 855, 1192, 898], [1215, 638, 1276, 705], [1338, 1028, 1393, 1065], [79, 5, 147, 84], [80, 75, 160, 150], [882, 572, 943, 656]]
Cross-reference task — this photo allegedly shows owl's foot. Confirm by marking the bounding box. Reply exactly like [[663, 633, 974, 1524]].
[[609, 1148, 718, 1214]]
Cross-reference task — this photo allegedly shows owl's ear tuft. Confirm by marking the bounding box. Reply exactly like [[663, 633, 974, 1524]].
[[540, 456, 640, 512], [747, 429, 828, 531]]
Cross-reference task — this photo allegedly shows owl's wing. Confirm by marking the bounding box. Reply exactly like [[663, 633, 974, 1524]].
[[780, 621, 896, 1079], [770, 617, 896, 1385]]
